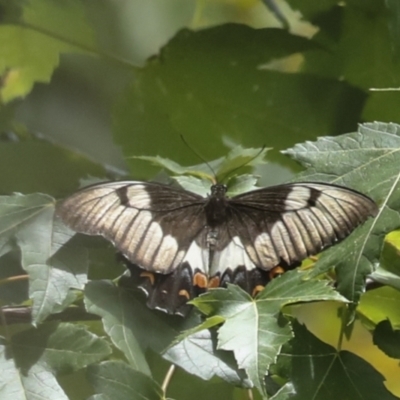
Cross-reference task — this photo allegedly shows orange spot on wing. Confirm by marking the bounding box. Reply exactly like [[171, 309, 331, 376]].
[[140, 271, 155, 285], [178, 289, 190, 300], [269, 266, 285, 280], [208, 276, 220, 288], [193, 272, 208, 288], [252, 285, 265, 297]]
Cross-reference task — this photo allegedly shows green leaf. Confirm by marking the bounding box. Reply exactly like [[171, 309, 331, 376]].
[[192, 271, 346, 396], [288, 1, 400, 125], [87, 360, 163, 400], [224, 174, 259, 196], [164, 326, 251, 386], [0, 141, 107, 196], [282, 322, 400, 400], [284, 122, 400, 303], [86, 281, 249, 385], [172, 175, 212, 197], [299, 1, 397, 89], [136, 146, 268, 187], [380, 230, 400, 277], [358, 286, 400, 327], [0, 0, 96, 102], [22, 0, 95, 48], [285, 0, 338, 21], [11, 322, 112, 373], [270, 383, 296, 400], [386, 0, 400, 61], [214, 146, 268, 183], [0, 194, 89, 324], [373, 319, 400, 359], [85, 280, 179, 354], [0, 353, 69, 400], [84, 280, 151, 375], [0, 323, 111, 400], [114, 24, 365, 177]]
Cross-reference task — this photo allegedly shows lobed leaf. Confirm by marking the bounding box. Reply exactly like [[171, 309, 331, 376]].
[[0, 194, 89, 324], [0, 0, 96, 102], [279, 322, 400, 400], [192, 270, 346, 396]]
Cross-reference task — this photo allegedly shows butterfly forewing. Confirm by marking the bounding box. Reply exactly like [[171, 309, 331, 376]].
[[57, 181, 208, 273], [228, 182, 378, 269]]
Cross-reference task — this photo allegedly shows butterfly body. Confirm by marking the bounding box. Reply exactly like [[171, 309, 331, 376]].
[[57, 180, 378, 315], [204, 184, 230, 228]]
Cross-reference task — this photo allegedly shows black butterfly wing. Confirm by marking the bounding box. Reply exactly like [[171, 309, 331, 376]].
[[57, 181, 209, 274], [119, 258, 205, 316], [226, 182, 378, 270]]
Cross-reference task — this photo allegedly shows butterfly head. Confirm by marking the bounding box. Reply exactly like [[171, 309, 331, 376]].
[[210, 184, 228, 199]]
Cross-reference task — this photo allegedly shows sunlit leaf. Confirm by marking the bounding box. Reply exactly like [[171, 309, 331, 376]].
[[358, 286, 400, 327], [192, 270, 346, 395], [281, 322, 399, 400], [0, 0, 96, 102]]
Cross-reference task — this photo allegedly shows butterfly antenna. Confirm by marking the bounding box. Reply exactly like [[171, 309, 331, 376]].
[[180, 135, 217, 182]]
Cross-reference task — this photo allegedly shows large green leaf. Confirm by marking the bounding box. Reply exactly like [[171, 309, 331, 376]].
[[0, 140, 107, 196], [85, 281, 250, 386], [295, 1, 397, 89], [358, 286, 400, 326], [191, 270, 346, 396], [0, 323, 111, 400], [0, 194, 89, 324], [281, 322, 400, 400], [11, 322, 111, 372], [164, 325, 251, 386], [0, 357, 68, 400], [114, 24, 365, 177], [84, 280, 151, 376], [286, 0, 400, 124], [0, 0, 96, 102]]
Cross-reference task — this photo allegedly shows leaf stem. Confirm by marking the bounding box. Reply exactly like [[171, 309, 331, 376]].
[[161, 364, 176, 395], [0, 274, 28, 286], [247, 388, 254, 400]]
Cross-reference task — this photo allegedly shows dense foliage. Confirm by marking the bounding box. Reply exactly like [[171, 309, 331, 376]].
[[1, 1, 400, 399]]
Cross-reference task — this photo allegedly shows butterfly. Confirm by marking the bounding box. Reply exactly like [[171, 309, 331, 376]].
[[57, 179, 378, 315]]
